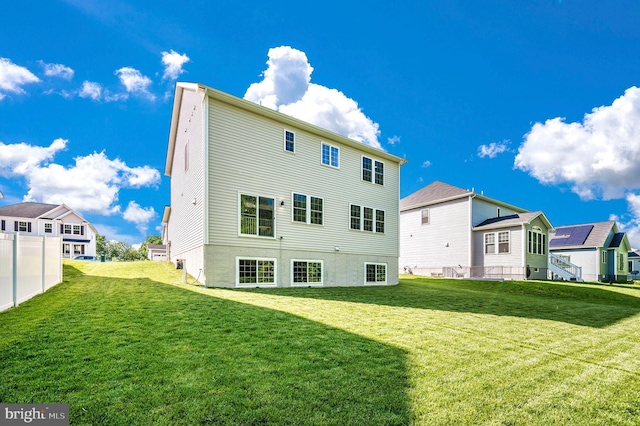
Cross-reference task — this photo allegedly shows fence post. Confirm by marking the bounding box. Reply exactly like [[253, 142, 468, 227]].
[[12, 233, 18, 308]]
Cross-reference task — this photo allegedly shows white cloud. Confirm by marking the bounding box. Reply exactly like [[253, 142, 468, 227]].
[[0, 139, 160, 215], [478, 141, 509, 159], [244, 46, 382, 149], [123, 200, 156, 234], [387, 135, 401, 145], [0, 138, 67, 175], [115, 67, 154, 100], [422, 160, 432, 168], [515, 86, 640, 200], [79, 81, 102, 101], [161, 50, 190, 80], [612, 194, 640, 249], [0, 58, 40, 98], [40, 62, 74, 80]]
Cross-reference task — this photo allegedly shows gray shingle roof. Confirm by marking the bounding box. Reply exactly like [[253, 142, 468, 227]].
[[0, 202, 59, 219], [400, 181, 472, 211]]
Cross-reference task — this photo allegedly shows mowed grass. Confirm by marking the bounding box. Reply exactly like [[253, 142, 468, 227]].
[[1, 262, 640, 425]]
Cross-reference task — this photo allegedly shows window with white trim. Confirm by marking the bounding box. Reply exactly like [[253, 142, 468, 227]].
[[44, 223, 52, 233], [292, 260, 323, 285], [350, 205, 385, 233], [485, 233, 495, 254], [362, 157, 384, 185], [321, 143, 339, 168], [421, 209, 429, 225], [292, 193, 323, 225], [284, 130, 295, 152], [618, 253, 624, 271], [498, 231, 510, 253], [240, 193, 275, 237], [601, 251, 607, 263], [528, 227, 546, 255], [74, 245, 84, 255], [365, 263, 387, 284], [64, 224, 73, 234], [73, 225, 81, 235], [63, 244, 70, 255], [237, 258, 276, 286]]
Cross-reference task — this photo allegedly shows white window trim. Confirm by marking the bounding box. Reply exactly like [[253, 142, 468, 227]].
[[238, 192, 277, 239], [498, 230, 510, 254], [292, 193, 324, 226], [236, 257, 278, 288], [349, 204, 385, 233], [284, 129, 295, 153], [528, 228, 547, 255], [364, 262, 387, 285], [44, 223, 53, 233], [291, 259, 324, 287], [361, 156, 385, 186], [321, 142, 340, 168], [485, 233, 496, 254]]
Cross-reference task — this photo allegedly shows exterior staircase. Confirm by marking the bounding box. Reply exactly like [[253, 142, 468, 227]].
[[548, 253, 583, 282]]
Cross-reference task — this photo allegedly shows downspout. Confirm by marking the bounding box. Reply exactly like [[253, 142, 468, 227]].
[[469, 193, 476, 268]]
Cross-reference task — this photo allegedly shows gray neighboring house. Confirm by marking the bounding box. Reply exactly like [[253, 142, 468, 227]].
[[163, 82, 406, 288], [549, 221, 631, 283], [400, 181, 552, 280], [0, 202, 97, 258]]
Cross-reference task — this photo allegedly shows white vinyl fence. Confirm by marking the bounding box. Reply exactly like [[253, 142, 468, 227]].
[[0, 233, 63, 312]]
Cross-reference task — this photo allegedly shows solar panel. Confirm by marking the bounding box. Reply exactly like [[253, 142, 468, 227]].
[[550, 225, 593, 247]]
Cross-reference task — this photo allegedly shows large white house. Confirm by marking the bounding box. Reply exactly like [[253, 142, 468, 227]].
[[0, 202, 97, 258], [163, 82, 405, 288], [399, 181, 552, 280]]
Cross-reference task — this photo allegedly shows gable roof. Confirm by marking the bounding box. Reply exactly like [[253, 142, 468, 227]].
[[400, 180, 527, 213], [0, 202, 59, 219], [0, 202, 98, 233], [549, 221, 617, 249], [166, 82, 407, 176], [473, 211, 552, 231]]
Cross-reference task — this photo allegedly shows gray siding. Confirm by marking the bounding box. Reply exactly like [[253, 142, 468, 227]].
[[167, 88, 206, 263], [471, 198, 521, 226]]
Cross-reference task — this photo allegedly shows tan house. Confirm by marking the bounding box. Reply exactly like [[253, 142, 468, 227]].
[[399, 181, 552, 280], [163, 82, 405, 287]]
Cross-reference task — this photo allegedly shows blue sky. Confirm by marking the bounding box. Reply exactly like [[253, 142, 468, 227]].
[[2, 0, 640, 247]]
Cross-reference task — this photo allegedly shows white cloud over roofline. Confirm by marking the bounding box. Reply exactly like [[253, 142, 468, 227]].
[[515, 86, 640, 248], [244, 46, 382, 149]]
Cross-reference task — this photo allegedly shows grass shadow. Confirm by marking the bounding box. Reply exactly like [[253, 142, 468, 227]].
[[0, 264, 411, 425], [235, 275, 640, 328]]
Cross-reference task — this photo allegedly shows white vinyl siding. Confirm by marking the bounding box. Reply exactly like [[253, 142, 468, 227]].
[[400, 198, 471, 270], [167, 88, 205, 258], [206, 97, 400, 258]]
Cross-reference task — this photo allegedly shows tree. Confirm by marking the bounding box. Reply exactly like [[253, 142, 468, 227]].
[[138, 235, 163, 260], [96, 234, 107, 257]]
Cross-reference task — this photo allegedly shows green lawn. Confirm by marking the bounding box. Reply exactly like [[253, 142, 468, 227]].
[[1, 261, 640, 425]]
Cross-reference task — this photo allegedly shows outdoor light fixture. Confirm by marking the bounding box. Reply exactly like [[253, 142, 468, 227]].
[[280, 200, 285, 206]]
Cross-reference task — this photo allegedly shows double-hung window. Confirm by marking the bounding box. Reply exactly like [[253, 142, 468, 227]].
[[293, 193, 323, 225], [365, 263, 387, 284], [240, 193, 275, 237], [485, 233, 495, 254], [44, 223, 52, 233], [421, 209, 429, 225], [321, 143, 339, 168], [292, 260, 323, 286], [284, 130, 295, 152], [498, 231, 510, 253], [362, 157, 384, 185], [350, 205, 385, 233]]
